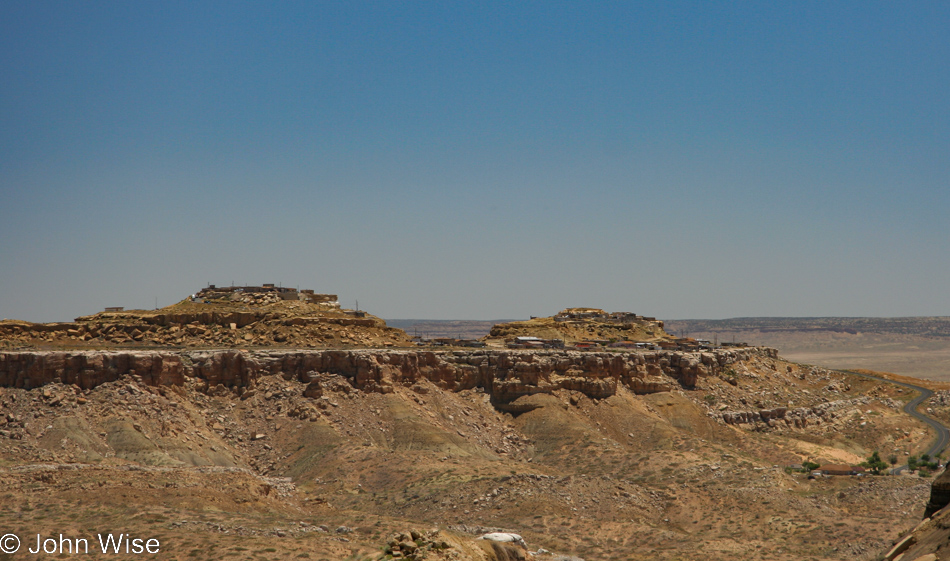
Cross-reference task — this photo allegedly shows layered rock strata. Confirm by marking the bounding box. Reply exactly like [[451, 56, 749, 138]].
[[0, 351, 186, 389], [0, 348, 775, 404]]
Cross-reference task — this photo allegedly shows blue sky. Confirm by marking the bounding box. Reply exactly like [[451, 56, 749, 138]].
[[1, 1, 948, 322]]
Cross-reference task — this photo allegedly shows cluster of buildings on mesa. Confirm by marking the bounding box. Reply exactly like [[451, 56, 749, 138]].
[[421, 308, 748, 351], [498, 336, 746, 352], [105, 284, 366, 317], [193, 284, 340, 305], [105, 286, 747, 351], [103, 283, 339, 313], [189, 284, 370, 318]]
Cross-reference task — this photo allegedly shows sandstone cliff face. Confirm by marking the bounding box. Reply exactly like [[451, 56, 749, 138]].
[[0, 351, 185, 389], [0, 348, 775, 404]]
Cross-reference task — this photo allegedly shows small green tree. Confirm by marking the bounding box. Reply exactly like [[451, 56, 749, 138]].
[[860, 451, 889, 475], [802, 460, 820, 472], [889, 455, 898, 466], [908, 456, 919, 471]]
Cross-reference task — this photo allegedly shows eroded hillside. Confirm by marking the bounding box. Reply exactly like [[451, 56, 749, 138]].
[[0, 347, 939, 560]]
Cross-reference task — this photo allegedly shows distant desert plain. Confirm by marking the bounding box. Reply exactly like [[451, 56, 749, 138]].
[[664, 317, 950, 382]]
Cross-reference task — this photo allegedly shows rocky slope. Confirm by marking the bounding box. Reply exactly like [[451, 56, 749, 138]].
[[874, 468, 950, 561], [0, 346, 938, 560]]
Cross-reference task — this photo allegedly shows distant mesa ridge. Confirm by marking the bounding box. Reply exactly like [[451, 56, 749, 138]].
[[666, 317, 950, 338]]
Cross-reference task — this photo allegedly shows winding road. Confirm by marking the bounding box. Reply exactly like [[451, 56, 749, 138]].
[[840, 369, 950, 473]]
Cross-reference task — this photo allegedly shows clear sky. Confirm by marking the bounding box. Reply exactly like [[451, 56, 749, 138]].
[[1, 1, 948, 322]]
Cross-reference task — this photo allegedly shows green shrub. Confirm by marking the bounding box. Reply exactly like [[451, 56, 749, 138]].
[[860, 451, 888, 475]]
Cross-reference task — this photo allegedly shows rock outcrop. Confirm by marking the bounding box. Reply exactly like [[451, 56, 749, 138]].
[[925, 468, 950, 518], [718, 397, 870, 428], [0, 348, 774, 404]]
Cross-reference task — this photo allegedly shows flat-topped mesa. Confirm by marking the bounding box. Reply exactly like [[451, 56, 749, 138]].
[[485, 307, 671, 348], [0, 347, 776, 404]]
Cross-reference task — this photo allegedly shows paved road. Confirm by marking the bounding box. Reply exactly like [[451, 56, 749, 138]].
[[841, 369, 950, 473]]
